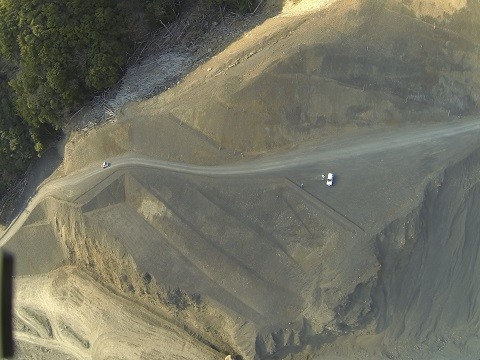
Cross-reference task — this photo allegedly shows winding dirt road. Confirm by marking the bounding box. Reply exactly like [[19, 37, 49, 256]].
[[2, 117, 480, 247]]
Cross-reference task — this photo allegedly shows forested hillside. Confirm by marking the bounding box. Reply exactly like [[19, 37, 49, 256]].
[[0, 74, 33, 192], [0, 0, 179, 199], [0, 0, 256, 205]]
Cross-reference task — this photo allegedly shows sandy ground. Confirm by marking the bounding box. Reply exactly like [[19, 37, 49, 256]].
[[13, 267, 224, 360], [3, 0, 480, 359]]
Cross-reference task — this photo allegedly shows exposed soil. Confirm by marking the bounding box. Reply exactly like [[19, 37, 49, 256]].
[[62, 0, 480, 175], [3, 0, 480, 359]]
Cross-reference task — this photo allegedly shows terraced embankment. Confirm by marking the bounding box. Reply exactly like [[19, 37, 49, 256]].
[[7, 136, 480, 359]]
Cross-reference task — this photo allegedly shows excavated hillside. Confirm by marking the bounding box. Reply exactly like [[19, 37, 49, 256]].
[[376, 150, 480, 347], [7, 118, 480, 359], [309, 146, 480, 360], [4, 0, 480, 359], [63, 0, 480, 172]]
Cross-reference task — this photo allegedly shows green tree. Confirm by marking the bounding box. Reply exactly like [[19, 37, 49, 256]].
[[0, 0, 162, 150], [145, 0, 179, 28], [0, 0, 179, 201], [0, 75, 34, 196]]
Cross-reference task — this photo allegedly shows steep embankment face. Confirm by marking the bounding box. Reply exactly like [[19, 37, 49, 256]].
[[374, 147, 480, 349], [285, 149, 480, 360]]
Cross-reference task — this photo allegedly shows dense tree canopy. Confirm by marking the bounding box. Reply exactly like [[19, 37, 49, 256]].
[[0, 0, 178, 200], [0, 0, 132, 150], [0, 75, 34, 197]]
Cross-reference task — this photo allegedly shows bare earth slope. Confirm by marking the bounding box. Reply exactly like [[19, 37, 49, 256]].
[[13, 267, 224, 360], [5, 118, 480, 359], [63, 0, 480, 172], [3, 0, 480, 359]]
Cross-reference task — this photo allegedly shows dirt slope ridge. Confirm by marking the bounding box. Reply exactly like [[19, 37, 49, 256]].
[[63, 0, 480, 171], [124, 0, 480, 156]]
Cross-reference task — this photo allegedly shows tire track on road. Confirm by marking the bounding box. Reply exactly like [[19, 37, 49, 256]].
[[285, 178, 364, 234]]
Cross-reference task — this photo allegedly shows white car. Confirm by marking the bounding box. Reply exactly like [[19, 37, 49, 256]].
[[326, 173, 334, 186], [101, 161, 110, 169]]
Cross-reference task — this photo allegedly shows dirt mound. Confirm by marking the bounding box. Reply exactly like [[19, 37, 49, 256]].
[[15, 169, 339, 357]]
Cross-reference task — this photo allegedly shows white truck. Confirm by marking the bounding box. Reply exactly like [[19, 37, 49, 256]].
[[326, 173, 334, 186]]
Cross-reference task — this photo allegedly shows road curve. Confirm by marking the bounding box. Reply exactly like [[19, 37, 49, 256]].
[[2, 117, 480, 246]]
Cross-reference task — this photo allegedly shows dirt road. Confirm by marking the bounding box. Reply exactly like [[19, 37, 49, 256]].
[[4, 116, 480, 360], [2, 116, 480, 248]]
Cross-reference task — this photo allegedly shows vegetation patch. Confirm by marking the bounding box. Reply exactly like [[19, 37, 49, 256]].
[[0, 0, 178, 207]]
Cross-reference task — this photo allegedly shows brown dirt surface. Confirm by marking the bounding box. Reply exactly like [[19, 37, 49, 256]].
[[13, 267, 224, 359], [62, 0, 480, 173], [404, 0, 467, 18], [3, 0, 480, 359]]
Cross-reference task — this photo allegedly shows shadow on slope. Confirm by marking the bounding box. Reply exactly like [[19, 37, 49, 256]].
[[131, 0, 480, 156]]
